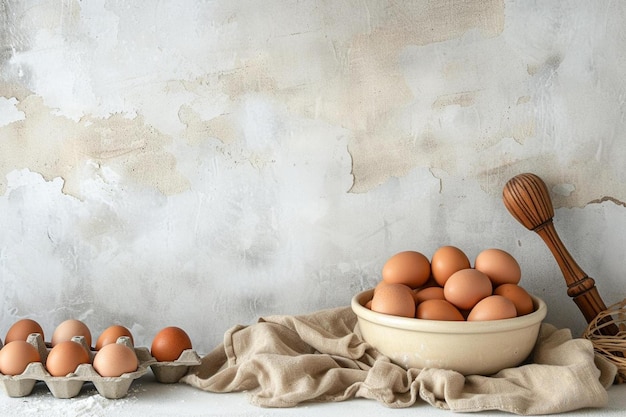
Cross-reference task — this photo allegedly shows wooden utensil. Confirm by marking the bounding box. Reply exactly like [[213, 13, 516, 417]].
[[502, 173, 618, 336]]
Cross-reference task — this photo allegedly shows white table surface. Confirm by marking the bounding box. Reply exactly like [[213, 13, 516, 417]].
[[1, 370, 625, 417]]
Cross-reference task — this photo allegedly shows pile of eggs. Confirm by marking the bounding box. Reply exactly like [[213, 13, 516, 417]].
[[0, 318, 193, 378], [368, 246, 535, 321]]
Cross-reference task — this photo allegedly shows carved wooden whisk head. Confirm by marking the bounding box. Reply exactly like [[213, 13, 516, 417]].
[[502, 173, 555, 232]]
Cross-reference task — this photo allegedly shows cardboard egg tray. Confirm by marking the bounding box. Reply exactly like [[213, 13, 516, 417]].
[[0, 333, 154, 399], [0, 333, 203, 398], [149, 349, 202, 384]]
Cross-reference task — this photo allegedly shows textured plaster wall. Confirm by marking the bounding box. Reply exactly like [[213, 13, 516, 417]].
[[1, 0, 626, 352]]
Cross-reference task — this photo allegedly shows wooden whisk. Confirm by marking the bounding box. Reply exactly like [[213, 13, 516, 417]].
[[502, 173, 618, 336]]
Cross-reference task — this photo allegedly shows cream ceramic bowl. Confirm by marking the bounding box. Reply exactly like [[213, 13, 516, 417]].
[[352, 289, 547, 375]]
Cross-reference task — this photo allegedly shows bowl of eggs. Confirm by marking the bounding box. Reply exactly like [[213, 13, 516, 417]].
[[352, 246, 547, 376]]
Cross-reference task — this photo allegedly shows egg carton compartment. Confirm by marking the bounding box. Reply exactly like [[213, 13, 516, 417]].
[[0, 333, 48, 398], [0, 334, 155, 399], [0, 361, 46, 398], [149, 349, 202, 383]]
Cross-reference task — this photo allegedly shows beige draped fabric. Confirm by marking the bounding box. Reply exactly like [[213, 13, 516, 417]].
[[181, 307, 616, 415]]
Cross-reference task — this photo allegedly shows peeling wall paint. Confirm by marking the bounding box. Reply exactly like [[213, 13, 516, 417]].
[[0, 89, 189, 197], [2, 0, 626, 352]]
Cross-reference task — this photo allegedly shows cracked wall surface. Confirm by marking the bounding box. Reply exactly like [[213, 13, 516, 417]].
[[1, 0, 626, 351]]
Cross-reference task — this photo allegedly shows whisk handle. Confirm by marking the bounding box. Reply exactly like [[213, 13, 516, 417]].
[[503, 173, 612, 328]]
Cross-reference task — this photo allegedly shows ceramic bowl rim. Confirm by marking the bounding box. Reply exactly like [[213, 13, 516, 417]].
[[351, 288, 547, 335]]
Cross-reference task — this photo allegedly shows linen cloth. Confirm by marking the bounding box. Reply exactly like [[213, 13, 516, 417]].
[[181, 306, 617, 414]]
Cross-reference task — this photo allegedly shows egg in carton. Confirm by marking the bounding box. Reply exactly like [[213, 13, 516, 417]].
[[0, 333, 155, 399], [0, 333, 48, 398], [43, 335, 156, 399], [149, 349, 202, 383]]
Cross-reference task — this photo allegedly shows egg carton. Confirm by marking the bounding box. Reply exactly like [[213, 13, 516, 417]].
[[149, 349, 202, 383], [0, 333, 155, 399]]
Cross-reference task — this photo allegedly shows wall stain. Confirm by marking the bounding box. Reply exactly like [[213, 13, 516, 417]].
[[478, 157, 626, 210], [432, 91, 478, 110], [218, 57, 279, 99], [337, 0, 505, 192], [0, 87, 190, 198], [587, 196, 626, 208], [178, 104, 238, 146]]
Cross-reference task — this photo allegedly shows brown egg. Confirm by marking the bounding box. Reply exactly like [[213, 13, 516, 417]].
[[416, 299, 464, 321], [494, 284, 534, 316], [0, 340, 41, 375], [374, 280, 391, 293], [370, 283, 416, 318], [431, 246, 471, 286], [93, 343, 138, 377], [382, 251, 431, 288], [414, 286, 445, 303], [444, 268, 492, 310], [467, 295, 517, 321], [151, 327, 193, 362], [5, 319, 45, 343], [46, 340, 91, 377], [474, 248, 521, 286], [95, 325, 134, 350], [52, 319, 92, 348]]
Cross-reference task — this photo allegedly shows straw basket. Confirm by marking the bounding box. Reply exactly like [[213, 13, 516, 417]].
[[583, 299, 626, 384]]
